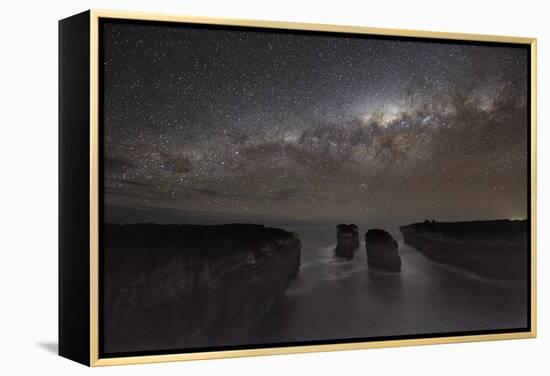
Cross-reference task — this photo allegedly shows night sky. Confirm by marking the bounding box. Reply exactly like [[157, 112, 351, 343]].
[[102, 21, 529, 225]]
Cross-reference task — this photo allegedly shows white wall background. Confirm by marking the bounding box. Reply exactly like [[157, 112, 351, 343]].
[[0, 0, 547, 374]]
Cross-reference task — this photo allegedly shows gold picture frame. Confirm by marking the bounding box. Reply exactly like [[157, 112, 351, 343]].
[[59, 9, 537, 367]]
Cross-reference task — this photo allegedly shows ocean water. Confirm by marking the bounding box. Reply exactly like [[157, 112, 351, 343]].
[[245, 225, 528, 345]]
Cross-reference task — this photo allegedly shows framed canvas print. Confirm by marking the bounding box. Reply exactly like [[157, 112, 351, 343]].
[[59, 10, 537, 366]]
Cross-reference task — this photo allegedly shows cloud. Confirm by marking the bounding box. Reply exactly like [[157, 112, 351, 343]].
[[106, 178, 153, 188], [104, 79, 528, 223], [104, 157, 136, 175], [192, 187, 301, 201]]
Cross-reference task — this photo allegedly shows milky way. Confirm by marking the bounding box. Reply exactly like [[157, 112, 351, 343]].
[[102, 21, 529, 225]]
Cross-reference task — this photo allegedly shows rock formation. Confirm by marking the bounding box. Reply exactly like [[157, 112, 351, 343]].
[[364, 229, 402, 272], [335, 224, 359, 259], [103, 223, 301, 353], [400, 219, 527, 280]]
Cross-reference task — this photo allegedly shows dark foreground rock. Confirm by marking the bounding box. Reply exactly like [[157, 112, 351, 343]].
[[103, 223, 301, 353], [400, 220, 528, 280], [364, 229, 402, 272], [335, 224, 359, 259]]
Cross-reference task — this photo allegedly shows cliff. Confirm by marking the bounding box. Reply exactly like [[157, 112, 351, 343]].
[[335, 224, 359, 259], [364, 229, 402, 272], [103, 223, 301, 353], [400, 220, 528, 280]]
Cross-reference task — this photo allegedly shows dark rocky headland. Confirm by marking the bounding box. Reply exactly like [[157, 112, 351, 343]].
[[103, 223, 301, 353], [364, 229, 402, 272], [400, 220, 528, 280], [335, 224, 360, 259]]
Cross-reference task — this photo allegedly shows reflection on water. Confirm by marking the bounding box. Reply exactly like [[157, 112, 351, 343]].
[[246, 225, 528, 345]]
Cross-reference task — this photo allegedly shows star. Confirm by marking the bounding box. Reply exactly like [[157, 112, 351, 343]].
[[102, 20, 529, 225]]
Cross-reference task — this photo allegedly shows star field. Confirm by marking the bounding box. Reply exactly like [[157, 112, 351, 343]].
[[103, 21, 529, 225]]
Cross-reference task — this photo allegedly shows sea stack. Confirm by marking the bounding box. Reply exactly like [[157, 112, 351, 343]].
[[335, 224, 359, 259], [365, 229, 402, 272]]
